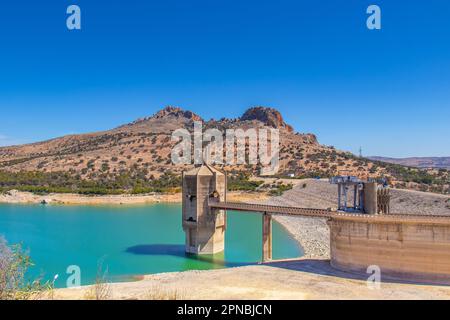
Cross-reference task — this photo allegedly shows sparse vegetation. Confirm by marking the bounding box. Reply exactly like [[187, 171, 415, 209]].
[[227, 173, 263, 191], [0, 107, 447, 196], [145, 285, 186, 300], [0, 170, 181, 195], [371, 160, 449, 193], [268, 183, 293, 196], [84, 258, 112, 300]]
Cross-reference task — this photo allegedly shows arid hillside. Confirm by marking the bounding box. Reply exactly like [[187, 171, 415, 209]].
[[0, 106, 448, 194], [369, 156, 450, 170]]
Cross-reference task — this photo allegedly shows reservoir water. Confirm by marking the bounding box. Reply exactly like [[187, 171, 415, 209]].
[[0, 203, 302, 287]]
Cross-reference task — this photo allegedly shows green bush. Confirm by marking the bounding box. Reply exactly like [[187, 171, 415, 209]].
[[269, 183, 293, 196], [0, 169, 181, 195], [0, 236, 52, 300], [227, 173, 263, 191]]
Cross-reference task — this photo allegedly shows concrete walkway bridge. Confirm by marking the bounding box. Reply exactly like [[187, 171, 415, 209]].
[[208, 200, 450, 262]]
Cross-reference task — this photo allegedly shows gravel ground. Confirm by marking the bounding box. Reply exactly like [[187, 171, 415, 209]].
[[259, 179, 450, 259], [54, 260, 450, 300]]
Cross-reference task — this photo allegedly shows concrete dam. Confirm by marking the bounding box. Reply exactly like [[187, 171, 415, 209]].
[[182, 164, 450, 285]]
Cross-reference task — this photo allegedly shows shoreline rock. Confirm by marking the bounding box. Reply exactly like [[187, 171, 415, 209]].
[[0, 190, 269, 206]]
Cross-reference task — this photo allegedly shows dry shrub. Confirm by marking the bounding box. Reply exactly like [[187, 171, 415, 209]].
[[145, 285, 186, 300], [84, 258, 112, 300]]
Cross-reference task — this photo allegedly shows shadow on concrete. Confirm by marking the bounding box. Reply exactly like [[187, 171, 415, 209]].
[[264, 258, 450, 287], [125, 244, 253, 268]]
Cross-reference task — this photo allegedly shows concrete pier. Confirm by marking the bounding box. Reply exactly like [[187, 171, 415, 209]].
[[262, 213, 273, 262]]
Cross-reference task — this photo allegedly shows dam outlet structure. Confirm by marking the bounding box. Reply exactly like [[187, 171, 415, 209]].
[[182, 164, 227, 254], [182, 165, 450, 284]]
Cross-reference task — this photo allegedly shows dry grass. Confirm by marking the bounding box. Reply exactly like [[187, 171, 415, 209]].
[[84, 259, 112, 300], [144, 285, 186, 300]]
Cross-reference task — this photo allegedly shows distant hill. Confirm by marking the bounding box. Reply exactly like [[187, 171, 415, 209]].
[[0, 106, 367, 179], [368, 156, 450, 170], [0, 106, 448, 194]]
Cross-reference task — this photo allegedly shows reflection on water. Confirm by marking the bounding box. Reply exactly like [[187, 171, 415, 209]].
[[126, 244, 251, 268]]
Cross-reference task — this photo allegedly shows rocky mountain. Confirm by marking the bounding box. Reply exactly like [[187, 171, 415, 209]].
[[240, 107, 294, 133], [368, 156, 450, 170], [0, 106, 448, 194]]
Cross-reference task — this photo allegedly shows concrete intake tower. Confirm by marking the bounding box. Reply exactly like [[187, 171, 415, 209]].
[[182, 164, 227, 254]]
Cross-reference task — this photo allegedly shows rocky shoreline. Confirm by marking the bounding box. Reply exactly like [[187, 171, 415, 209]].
[[0, 189, 269, 206], [261, 180, 333, 259]]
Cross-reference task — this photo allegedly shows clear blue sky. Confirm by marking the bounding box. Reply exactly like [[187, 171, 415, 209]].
[[0, 0, 449, 157]]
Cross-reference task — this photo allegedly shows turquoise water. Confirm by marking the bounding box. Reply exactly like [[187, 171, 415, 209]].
[[0, 203, 302, 287]]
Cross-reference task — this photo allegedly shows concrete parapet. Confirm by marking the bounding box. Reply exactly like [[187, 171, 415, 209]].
[[328, 215, 450, 285]]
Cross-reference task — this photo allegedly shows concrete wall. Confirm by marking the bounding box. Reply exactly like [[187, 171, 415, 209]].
[[329, 216, 450, 284]]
